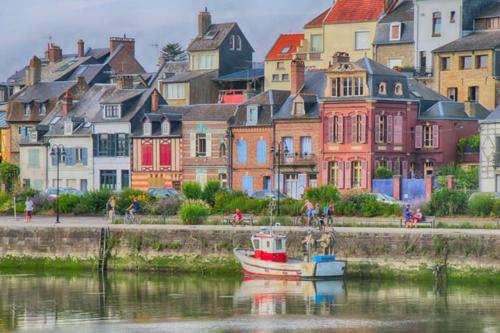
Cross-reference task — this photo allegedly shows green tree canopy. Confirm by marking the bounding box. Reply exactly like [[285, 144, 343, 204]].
[[160, 42, 187, 62]]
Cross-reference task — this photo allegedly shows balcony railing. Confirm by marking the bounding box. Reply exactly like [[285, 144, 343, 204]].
[[280, 153, 316, 166], [295, 53, 322, 62], [414, 66, 434, 77]]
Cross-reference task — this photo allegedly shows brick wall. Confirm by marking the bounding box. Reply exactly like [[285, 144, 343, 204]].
[[375, 43, 414, 69]]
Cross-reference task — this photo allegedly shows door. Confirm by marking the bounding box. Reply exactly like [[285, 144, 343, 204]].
[[121, 170, 130, 188], [285, 174, 299, 199], [80, 179, 88, 193], [242, 176, 254, 195], [263, 176, 271, 191], [100, 170, 117, 190]]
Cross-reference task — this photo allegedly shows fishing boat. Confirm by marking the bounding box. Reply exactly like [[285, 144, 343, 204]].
[[233, 228, 346, 280]]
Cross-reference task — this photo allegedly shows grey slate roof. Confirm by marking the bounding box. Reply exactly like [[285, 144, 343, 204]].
[[84, 48, 110, 61], [67, 64, 108, 84], [407, 78, 449, 101], [165, 70, 217, 83], [475, 2, 500, 19], [188, 23, 236, 52], [419, 101, 490, 121], [374, 1, 414, 45], [433, 30, 500, 53], [182, 104, 237, 122], [13, 81, 77, 103], [480, 105, 500, 124], [134, 112, 184, 137], [355, 57, 406, 77], [380, 1, 413, 23], [99, 89, 143, 104], [216, 68, 264, 82], [231, 90, 291, 127], [148, 61, 190, 87]]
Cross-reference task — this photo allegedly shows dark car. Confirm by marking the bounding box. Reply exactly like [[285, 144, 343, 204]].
[[250, 190, 288, 200]]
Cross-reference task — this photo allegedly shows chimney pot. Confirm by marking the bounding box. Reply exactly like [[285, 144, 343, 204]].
[[198, 9, 212, 38], [290, 57, 305, 96], [47, 43, 63, 63], [116, 75, 134, 89], [152, 90, 159, 112], [62, 90, 73, 116], [26, 56, 42, 86], [77, 39, 85, 57]]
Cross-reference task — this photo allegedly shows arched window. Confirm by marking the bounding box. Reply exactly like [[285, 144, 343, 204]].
[[378, 82, 387, 95], [395, 82, 403, 96], [329, 161, 339, 186], [236, 35, 242, 51], [352, 161, 362, 188], [143, 122, 152, 136], [219, 142, 227, 157]]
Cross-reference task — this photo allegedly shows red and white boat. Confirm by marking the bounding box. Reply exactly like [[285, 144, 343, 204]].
[[233, 228, 346, 280]]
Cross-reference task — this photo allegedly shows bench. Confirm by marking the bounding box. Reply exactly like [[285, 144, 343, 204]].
[[400, 216, 436, 228], [222, 214, 254, 226]]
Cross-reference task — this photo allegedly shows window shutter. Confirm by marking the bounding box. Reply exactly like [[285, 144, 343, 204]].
[[361, 160, 368, 188], [375, 114, 380, 143], [190, 133, 196, 157], [338, 116, 344, 143], [432, 125, 439, 148], [242, 176, 254, 195], [328, 116, 334, 143], [142, 144, 153, 166], [82, 148, 88, 166], [206, 133, 212, 157], [415, 125, 423, 149], [360, 115, 367, 143], [160, 143, 172, 166], [402, 160, 408, 178], [351, 116, 357, 143], [323, 116, 329, 144], [237, 140, 247, 164], [387, 115, 393, 144], [322, 161, 329, 184], [345, 161, 352, 189], [394, 115, 403, 144], [92, 134, 98, 156], [256, 140, 267, 164], [338, 161, 345, 189]]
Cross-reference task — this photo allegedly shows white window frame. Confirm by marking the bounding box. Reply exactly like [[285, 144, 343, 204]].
[[161, 121, 170, 135], [246, 105, 258, 126], [272, 74, 280, 82], [355, 31, 370, 51], [197, 54, 215, 70], [389, 22, 402, 41], [167, 83, 185, 100], [24, 103, 31, 116], [103, 104, 121, 119], [354, 77, 364, 96], [229, 35, 235, 50], [236, 35, 242, 51], [143, 122, 152, 136], [39, 103, 47, 116], [75, 148, 83, 164], [310, 34, 323, 53]]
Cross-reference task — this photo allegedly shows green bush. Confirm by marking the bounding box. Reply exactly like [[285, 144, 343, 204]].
[[57, 194, 80, 214], [116, 188, 150, 214], [304, 186, 340, 206], [202, 180, 221, 207], [437, 164, 478, 191], [491, 199, 500, 217], [334, 192, 401, 217], [213, 190, 268, 215], [144, 197, 182, 216], [374, 167, 394, 179], [427, 188, 469, 216], [468, 193, 495, 217], [179, 200, 209, 225], [181, 182, 203, 200], [0, 163, 19, 192], [279, 198, 303, 217], [73, 189, 112, 215]]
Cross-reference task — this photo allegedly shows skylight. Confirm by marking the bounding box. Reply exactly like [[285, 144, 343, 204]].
[[49, 116, 61, 125], [83, 122, 92, 128], [281, 46, 291, 54], [411, 91, 423, 98], [204, 29, 218, 40]]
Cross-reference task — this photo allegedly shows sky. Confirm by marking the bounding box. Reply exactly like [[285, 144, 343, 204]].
[[0, 0, 332, 81]]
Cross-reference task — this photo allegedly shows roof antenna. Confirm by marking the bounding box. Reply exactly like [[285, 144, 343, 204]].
[[205, 7, 208, 12]]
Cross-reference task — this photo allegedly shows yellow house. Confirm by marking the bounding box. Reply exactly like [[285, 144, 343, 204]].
[[0, 109, 11, 163], [264, 34, 304, 91], [433, 30, 500, 110]]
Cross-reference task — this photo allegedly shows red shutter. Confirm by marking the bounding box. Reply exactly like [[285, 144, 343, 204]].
[[387, 115, 393, 144], [324, 117, 329, 144], [402, 160, 408, 178], [394, 115, 403, 145], [160, 143, 172, 166], [351, 116, 357, 143], [361, 160, 368, 188], [338, 161, 345, 189], [142, 144, 153, 166], [328, 116, 334, 143], [360, 114, 367, 143], [374, 114, 380, 143], [338, 116, 344, 143], [415, 125, 423, 149], [322, 161, 329, 184], [432, 125, 439, 148], [345, 161, 352, 189]]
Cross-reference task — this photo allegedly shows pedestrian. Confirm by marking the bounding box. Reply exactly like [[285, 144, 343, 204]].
[[24, 196, 34, 223], [107, 195, 116, 222], [303, 200, 314, 226], [325, 203, 334, 226], [403, 204, 413, 228], [314, 203, 324, 228]]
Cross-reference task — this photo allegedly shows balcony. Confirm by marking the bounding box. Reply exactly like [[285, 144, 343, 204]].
[[295, 53, 322, 62], [280, 153, 317, 166], [414, 66, 433, 78]]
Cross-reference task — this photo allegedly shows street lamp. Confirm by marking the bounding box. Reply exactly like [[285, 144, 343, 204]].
[[50, 145, 65, 224], [271, 142, 289, 216]]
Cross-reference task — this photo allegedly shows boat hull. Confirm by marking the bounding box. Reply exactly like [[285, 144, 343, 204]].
[[234, 249, 346, 280]]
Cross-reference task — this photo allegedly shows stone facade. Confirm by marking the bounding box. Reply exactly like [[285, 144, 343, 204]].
[[375, 43, 415, 69]]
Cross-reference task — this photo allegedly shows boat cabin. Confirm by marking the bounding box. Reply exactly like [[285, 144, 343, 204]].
[[251, 229, 288, 263]]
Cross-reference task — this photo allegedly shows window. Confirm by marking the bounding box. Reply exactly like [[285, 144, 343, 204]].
[[263, 176, 271, 191], [196, 169, 208, 187], [161, 121, 170, 135], [441, 57, 451, 71], [419, 51, 427, 72], [329, 161, 339, 186], [423, 125, 433, 148], [167, 83, 185, 99], [256, 140, 267, 164], [117, 134, 129, 157], [219, 173, 228, 188], [219, 142, 226, 157], [300, 136, 312, 156], [24, 103, 31, 116], [280, 46, 291, 55], [276, 61, 285, 70], [343, 78, 353, 96], [450, 11, 456, 23], [469, 86, 479, 102], [310, 34, 323, 53], [388, 59, 402, 69], [0, 89, 4, 103], [95, 133, 129, 157], [282, 74, 289, 81], [159, 143, 172, 166], [355, 31, 370, 50], [235, 35, 242, 51], [242, 175, 254, 195], [246, 105, 258, 125], [354, 115, 364, 143], [332, 116, 342, 143], [75, 148, 84, 164], [39, 103, 47, 116], [80, 179, 88, 193], [98, 134, 109, 156], [332, 78, 341, 97], [424, 161, 434, 176], [272, 74, 280, 82], [282, 137, 294, 157], [354, 77, 364, 96], [294, 102, 304, 115], [237, 140, 248, 163], [142, 143, 153, 166], [28, 149, 39, 168], [197, 54, 216, 69], [476, 55, 488, 69], [352, 161, 362, 188], [376, 115, 387, 143], [447, 87, 458, 101], [196, 133, 207, 157], [432, 12, 442, 37], [460, 56, 472, 69], [395, 82, 403, 96], [229, 35, 235, 50], [100, 170, 117, 190], [390, 22, 401, 41], [103, 105, 120, 119], [143, 122, 152, 136], [378, 82, 387, 95]]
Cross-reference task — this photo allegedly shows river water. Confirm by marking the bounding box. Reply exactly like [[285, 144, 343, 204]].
[[0, 273, 499, 333]]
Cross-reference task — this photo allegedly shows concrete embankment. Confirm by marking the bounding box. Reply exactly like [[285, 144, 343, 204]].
[[0, 225, 499, 280]]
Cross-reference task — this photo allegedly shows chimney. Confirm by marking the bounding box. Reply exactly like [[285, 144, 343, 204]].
[[331, 52, 350, 65], [77, 39, 85, 57], [290, 56, 305, 96], [26, 56, 41, 86], [198, 8, 212, 37], [109, 35, 135, 57], [151, 90, 159, 112], [62, 90, 73, 116], [47, 43, 63, 63], [116, 75, 134, 89], [464, 101, 477, 118]]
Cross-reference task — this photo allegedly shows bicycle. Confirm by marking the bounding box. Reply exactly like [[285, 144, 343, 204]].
[[124, 211, 140, 224]]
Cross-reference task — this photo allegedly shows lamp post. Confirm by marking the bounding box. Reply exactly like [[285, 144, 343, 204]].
[[271, 142, 289, 216], [50, 145, 65, 224]]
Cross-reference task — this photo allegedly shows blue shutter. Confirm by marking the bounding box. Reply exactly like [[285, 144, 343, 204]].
[[256, 140, 267, 164], [237, 140, 248, 164], [242, 176, 254, 195], [66, 148, 76, 166], [51, 152, 57, 166], [82, 148, 88, 166]]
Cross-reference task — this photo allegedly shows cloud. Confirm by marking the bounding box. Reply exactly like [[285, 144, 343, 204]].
[[0, 0, 331, 80]]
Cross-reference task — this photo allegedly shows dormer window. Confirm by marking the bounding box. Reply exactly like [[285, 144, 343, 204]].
[[379, 82, 387, 95], [332, 77, 364, 97], [39, 103, 47, 116], [161, 121, 170, 135], [294, 102, 305, 116], [24, 103, 31, 116], [395, 82, 403, 96], [143, 121, 152, 136], [246, 105, 258, 126], [103, 104, 120, 119], [390, 22, 402, 41], [64, 120, 73, 135]]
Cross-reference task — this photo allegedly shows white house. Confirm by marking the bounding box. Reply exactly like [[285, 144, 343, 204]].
[[480, 106, 500, 193]]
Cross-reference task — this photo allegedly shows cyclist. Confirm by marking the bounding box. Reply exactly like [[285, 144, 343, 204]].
[[127, 196, 140, 220]]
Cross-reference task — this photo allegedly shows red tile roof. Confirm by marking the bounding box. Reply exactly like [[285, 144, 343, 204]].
[[305, 0, 385, 28], [265, 33, 305, 61]]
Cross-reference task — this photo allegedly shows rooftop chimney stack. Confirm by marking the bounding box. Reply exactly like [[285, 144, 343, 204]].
[[26, 56, 42, 86], [46, 43, 63, 63], [151, 90, 159, 112], [62, 90, 73, 116], [77, 39, 85, 58], [109, 35, 136, 57], [198, 8, 212, 38], [290, 56, 305, 96], [116, 75, 134, 89], [331, 52, 350, 65]]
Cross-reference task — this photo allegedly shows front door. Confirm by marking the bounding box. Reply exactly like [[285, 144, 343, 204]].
[[285, 174, 298, 199]]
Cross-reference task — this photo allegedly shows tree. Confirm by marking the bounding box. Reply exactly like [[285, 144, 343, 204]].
[[0, 163, 19, 193], [160, 43, 187, 63]]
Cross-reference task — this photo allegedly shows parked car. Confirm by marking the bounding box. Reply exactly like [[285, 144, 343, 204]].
[[148, 188, 185, 200], [374, 193, 403, 206], [45, 187, 83, 198], [250, 190, 288, 200]]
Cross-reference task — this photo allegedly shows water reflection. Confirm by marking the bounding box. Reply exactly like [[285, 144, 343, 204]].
[[0, 272, 498, 333]]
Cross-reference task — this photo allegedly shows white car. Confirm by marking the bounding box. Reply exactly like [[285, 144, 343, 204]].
[[45, 188, 83, 198]]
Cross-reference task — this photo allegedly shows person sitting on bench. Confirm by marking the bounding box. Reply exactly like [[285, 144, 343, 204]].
[[411, 209, 424, 228], [233, 209, 243, 225]]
